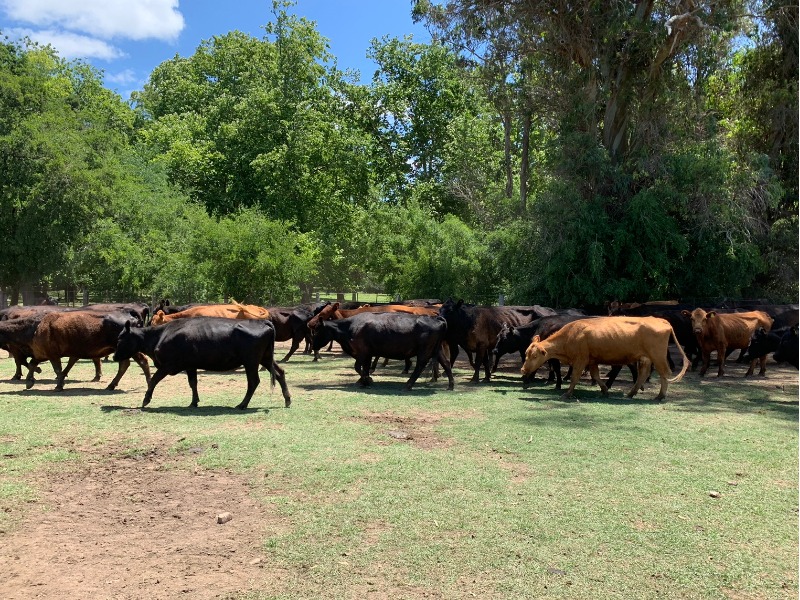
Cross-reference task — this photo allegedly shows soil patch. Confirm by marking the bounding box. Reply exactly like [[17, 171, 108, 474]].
[[354, 410, 458, 450], [0, 440, 291, 600]]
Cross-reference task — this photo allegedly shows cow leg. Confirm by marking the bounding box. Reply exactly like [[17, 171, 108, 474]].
[[562, 360, 586, 400], [716, 344, 727, 377], [744, 358, 756, 377], [107, 358, 131, 390], [235, 365, 260, 410], [627, 359, 651, 398], [402, 358, 411, 373], [280, 339, 300, 362], [404, 354, 431, 390], [434, 346, 455, 390], [758, 354, 767, 376], [269, 361, 291, 408], [24, 359, 42, 389], [650, 354, 672, 401], [551, 359, 563, 390], [605, 365, 623, 389], [133, 352, 152, 385], [141, 368, 169, 407], [186, 369, 201, 407], [51, 359, 65, 390], [448, 344, 460, 367], [589, 366, 609, 395], [698, 351, 711, 377], [491, 351, 500, 373], [370, 356, 379, 373]]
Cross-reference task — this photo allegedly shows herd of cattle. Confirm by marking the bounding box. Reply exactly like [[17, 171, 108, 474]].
[[0, 297, 797, 409]]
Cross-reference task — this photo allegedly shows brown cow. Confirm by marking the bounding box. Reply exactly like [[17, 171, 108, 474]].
[[24, 310, 151, 390], [682, 309, 773, 377], [1, 305, 106, 381], [521, 316, 689, 401], [307, 302, 438, 331], [150, 303, 270, 325]]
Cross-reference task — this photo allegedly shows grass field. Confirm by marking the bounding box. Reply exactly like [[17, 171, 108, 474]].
[[0, 345, 797, 599]]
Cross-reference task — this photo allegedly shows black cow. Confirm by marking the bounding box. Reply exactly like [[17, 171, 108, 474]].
[[265, 306, 316, 362], [743, 327, 788, 365], [773, 326, 799, 368], [437, 299, 538, 383], [311, 312, 453, 390], [113, 317, 290, 409]]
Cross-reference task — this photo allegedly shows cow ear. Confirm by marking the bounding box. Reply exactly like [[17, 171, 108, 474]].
[[456, 299, 463, 308], [332, 302, 340, 309], [758, 327, 766, 335], [681, 310, 690, 317], [532, 335, 541, 343], [124, 321, 131, 333], [707, 311, 716, 319]]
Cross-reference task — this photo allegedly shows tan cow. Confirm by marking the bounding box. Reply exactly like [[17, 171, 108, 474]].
[[150, 302, 270, 325], [681, 309, 773, 377], [521, 316, 689, 401]]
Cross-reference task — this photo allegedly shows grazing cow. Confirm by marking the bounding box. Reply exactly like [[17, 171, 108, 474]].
[[493, 316, 638, 390], [113, 318, 290, 409], [310, 312, 453, 390], [682, 309, 773, 377], [773, 326, 799, 368], [20, 310, 151, 390], [521, 316, 689, 400], [437, 299, 537, 383], [150, 303, 270, 325]]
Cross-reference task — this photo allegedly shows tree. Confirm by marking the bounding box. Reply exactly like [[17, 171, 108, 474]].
[[0, 37, 134, 303]]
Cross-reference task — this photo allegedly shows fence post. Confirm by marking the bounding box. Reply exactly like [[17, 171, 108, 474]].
[[498, 294, 505, 306], [0, 289, 5, 308], [82, 289, 89, 306]]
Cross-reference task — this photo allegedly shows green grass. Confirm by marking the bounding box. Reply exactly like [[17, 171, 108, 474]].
[[0, 352, 797, 598]]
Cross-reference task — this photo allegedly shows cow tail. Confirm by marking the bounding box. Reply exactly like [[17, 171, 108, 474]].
[[667, 326, 690, 383]]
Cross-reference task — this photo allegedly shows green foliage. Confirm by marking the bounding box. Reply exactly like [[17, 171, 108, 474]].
[[0, 38, 133, 295], [359, 200, 496, 302]]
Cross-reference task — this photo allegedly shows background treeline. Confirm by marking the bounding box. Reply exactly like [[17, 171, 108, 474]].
[[1, 0, 796, 307]]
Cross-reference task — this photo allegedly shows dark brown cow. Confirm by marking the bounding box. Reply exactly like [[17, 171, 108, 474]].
[[521, 316, 689, 400], [682, 309, 773, 377], [307, 302, 438, 331], [25, 310, 151, 390]]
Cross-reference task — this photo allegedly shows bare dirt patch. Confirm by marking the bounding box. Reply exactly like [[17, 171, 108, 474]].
[[1, 439, 291, 600], [354, 410, 458, 450]]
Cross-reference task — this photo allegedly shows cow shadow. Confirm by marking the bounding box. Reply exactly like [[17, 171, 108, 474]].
[[0, 386, 128, 397], [100, 404, 281, 415], [294, 380, 444, 397]]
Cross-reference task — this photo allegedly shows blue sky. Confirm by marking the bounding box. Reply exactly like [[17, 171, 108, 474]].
[[0, 0, 430, 98]]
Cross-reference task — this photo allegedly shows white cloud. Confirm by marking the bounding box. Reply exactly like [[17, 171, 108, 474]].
[[0, 0, 184, 41], [104, 68, 138, 85], [5, 27, 126, 60]]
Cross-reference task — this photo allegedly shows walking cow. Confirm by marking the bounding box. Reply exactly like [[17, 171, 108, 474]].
[[113, 317, 291, 409], [521, 316, 689, 401]]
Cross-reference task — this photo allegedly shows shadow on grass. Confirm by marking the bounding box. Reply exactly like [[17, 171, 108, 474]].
[[0, 386, 128, 397], [293, 379, 446, 397], [100, 403, 283, 415]]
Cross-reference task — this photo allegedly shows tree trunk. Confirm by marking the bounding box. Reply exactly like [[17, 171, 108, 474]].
[[502, 111, 513, 198], [520, 110, 531, 212]]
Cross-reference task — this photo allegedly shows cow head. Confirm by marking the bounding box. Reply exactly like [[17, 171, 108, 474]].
[[150, 310, 167, 326], [113, 321, 138, 362], [308, 302, 339, 331], [521, 335, 547, 377], [682, 308, 714, 336], [492, 323, 513, 356]]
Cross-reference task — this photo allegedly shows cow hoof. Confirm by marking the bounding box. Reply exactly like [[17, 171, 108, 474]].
[[106, 383, 117, 391], [25, 380, 34, 389], [654, 394, 665, 402], [235, 403, 248, 410], [91, 376, 101, 382], [142, 398, 151, 407], [284, 399, 291, 408]]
